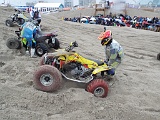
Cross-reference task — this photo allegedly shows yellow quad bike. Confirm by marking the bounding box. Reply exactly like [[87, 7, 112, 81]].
[[33, 41, 113, 98]]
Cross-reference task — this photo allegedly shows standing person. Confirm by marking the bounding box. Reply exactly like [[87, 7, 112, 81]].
[[26, 7, 29, 13], [20, 20, 39, 58], [98, 27, 124, 76], [30, 8, 41, 25], [106, 0, 110, 7]]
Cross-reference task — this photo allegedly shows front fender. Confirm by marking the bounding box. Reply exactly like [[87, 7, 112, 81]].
[[92, 64, 109, 75]]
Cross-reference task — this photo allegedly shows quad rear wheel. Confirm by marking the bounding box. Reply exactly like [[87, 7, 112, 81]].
[[5, 19, 14, 27], [86, 79, 109, 98], [6, 38, 21, 49], [33, 65, 62, 92], [35, 43, 49, 57], [18, 18, 25, 25]]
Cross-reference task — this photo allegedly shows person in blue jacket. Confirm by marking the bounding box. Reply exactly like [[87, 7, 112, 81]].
[[20, 20, 39, 58]]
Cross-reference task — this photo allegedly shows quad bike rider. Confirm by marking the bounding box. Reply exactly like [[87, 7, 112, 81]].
[[33, 41, 118, 98], [20, 20, 39, 58], [98, 27, 124, 76], [6, 20, 60, 57], [5, 9, 28, 27]]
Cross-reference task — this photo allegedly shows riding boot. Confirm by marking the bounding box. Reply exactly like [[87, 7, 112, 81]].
[[30, 48, 37, 58]]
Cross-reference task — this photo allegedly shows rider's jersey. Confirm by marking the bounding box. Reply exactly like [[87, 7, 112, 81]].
[[105, 39, 124, 68], [20, 22, 37, 39]]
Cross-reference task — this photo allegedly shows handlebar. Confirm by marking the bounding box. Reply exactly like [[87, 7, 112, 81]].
[[15, 31, 21, 38], [65, 41, 78, 52]]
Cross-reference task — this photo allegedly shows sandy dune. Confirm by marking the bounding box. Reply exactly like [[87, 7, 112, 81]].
[[0, 6, 160, 120]]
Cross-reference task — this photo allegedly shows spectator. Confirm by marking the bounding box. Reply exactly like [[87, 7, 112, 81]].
[[30, 8, 41, 25]]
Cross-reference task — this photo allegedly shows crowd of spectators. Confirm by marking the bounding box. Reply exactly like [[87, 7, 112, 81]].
[[63, 13, 160, 32]]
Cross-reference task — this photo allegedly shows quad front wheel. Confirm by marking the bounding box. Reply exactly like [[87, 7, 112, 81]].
[[157, 53, 160, 60], [33, 65, 62, 92], [86, 79, 109, 98]]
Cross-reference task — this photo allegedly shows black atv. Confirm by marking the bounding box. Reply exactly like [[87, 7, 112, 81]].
[[6, 30, 60, 57], [5, 11, 28, 27]]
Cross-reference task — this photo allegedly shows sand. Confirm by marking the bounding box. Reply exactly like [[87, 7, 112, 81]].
[[0, 6, 160, 120]]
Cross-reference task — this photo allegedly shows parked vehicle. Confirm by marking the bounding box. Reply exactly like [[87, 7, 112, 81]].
[[33, 41, 111, 98], [6, 29, 60, 57], [5, 10, 28, 27]]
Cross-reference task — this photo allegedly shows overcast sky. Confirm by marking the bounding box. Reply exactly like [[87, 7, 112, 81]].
[[0, 0, 65, 6], [0, 0, 152, 6]]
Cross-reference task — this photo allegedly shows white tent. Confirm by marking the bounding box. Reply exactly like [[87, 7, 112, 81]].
[[34, 3, 64, 12]]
